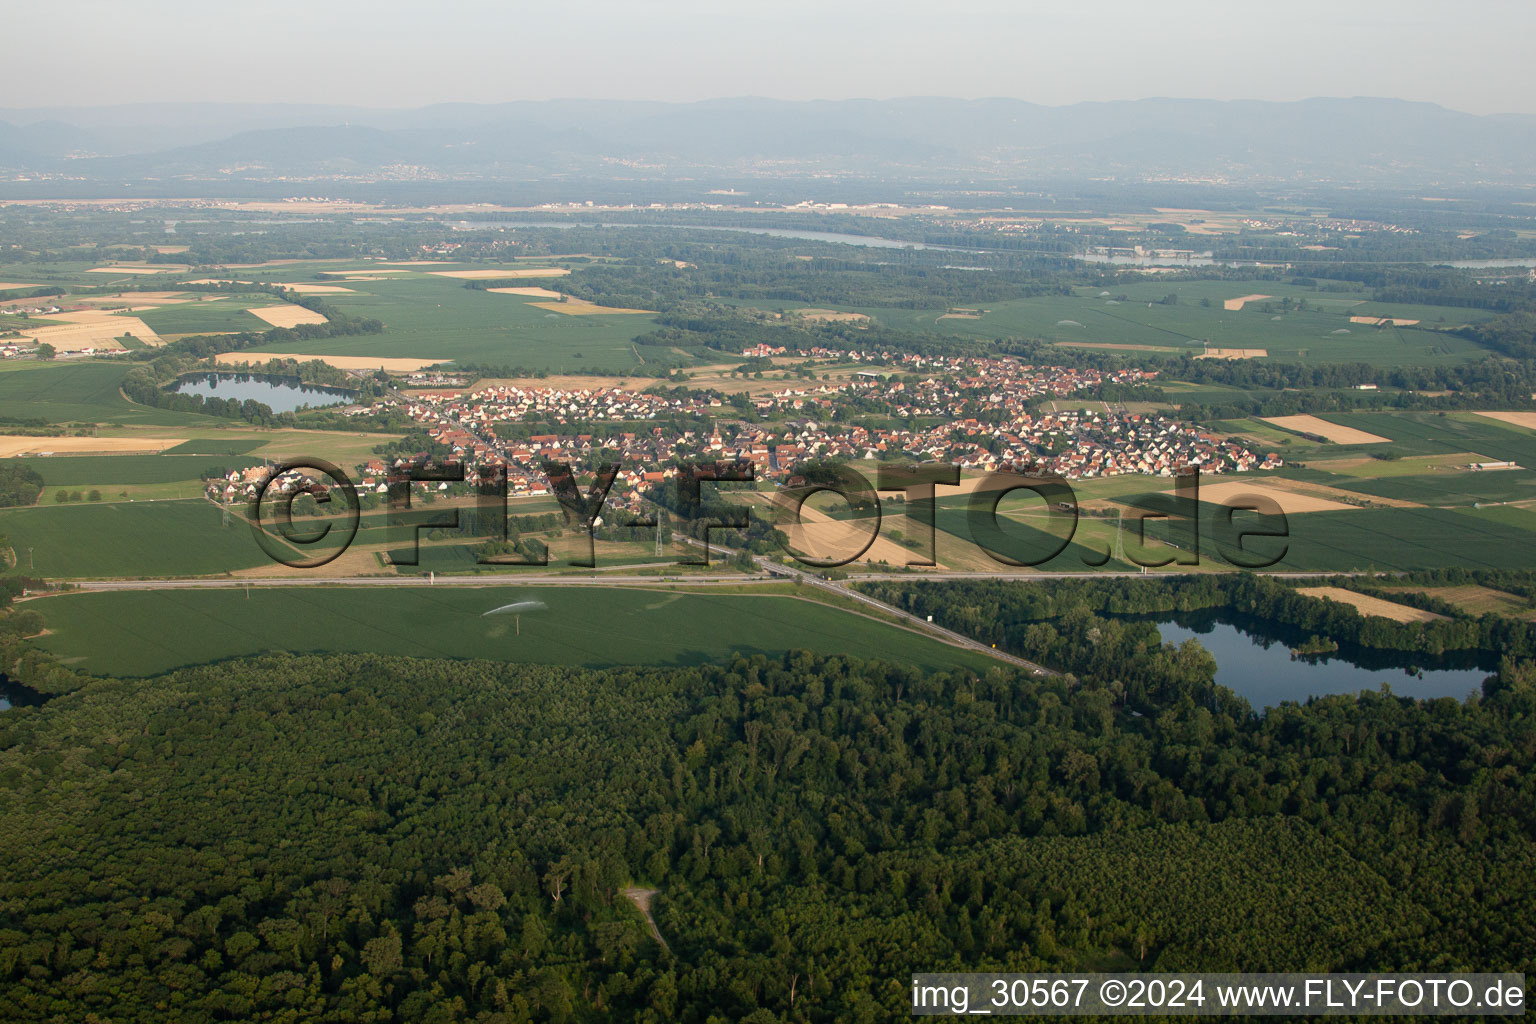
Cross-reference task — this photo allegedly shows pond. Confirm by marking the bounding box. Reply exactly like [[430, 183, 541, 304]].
[[0, 678, 49, 712], [169, 373, 354, 413], [1151, 611, 1492, 709]]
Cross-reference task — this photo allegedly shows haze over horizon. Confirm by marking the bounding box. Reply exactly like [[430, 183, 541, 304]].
[[10, 0, 1536, 116]]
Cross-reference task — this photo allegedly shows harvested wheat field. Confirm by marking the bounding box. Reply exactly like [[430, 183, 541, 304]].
[[530, 297, 654, 316], [1473, 411, 1536, 431], [86, 266, 173, 276], [1350, 316, 1421, 327], [15, 314, 162, 350], [1194, 480, 1359, 514], [275, 283, 356, 294], [1263, 415, 1391, 444], [72, 291, 194, 306], [214, 352, 441, 372], [1223, 294, 1272, 311], [0, 282, 41, 292], [1197, 348, 1268, 360], [247, 304, 328, 328], [753, 493, 933, 568], [1296, 587, 1447, 624], [0, 435, 186, 457], [431, 268, 571, 280], [488, 286, 565, 298], [794, 308, 869, 323], [938, 312, 982, 320]]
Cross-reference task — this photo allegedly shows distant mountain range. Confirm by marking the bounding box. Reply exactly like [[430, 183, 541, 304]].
[[2, 97, 1534, 188]]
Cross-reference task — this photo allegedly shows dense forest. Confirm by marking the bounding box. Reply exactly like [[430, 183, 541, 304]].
[[0, 631, 1533, 1021]]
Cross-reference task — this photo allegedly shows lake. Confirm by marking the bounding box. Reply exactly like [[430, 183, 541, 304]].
[[169, 373, 353, 413], [1153, 612, 1492, 708]]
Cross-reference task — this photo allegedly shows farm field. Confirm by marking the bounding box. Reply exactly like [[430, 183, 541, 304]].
[[233, 273, 660, 370], [843, 281, 1495, 366], [1263, 415, 1392, 445], [247, 303, 328, 328], [1103, 476, 1536, 570], [1257, 506, 1536, 572], [0, 362, 225, 426], [129, 300, 277, 336], [1295, 586, 1448, 623], [930, 495, 1140, 572], [0, 499, 284, 577], [1319, 412, 1536, 464], [1378, 584, 1536, 619], [1329, 469, 1536, 506], [0, 435, 188, 457], [4, 453, 260, 488], [24, 585, 1000, 677]]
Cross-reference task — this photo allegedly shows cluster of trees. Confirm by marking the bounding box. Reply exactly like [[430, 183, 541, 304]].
[[0, 463, 43, 508], [0, 576, 45, 640], [52, 489, 102, 504]]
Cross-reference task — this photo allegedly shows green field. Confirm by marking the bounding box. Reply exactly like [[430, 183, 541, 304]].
[[929, 493, 1139, 571], [1246, 505, 1536, 571], [127, 299, 278, 336], [846, 281, 1494, 366], [1316, 412, 1536, 463], [0, 362, 222, 425], [1330, 469, 1536, 506], [5, 454, 260, 488], [0, 499, 281, 577], [237, 273, 660, 371], [26, 585, 1000, 677], [162, 438, 264, 456]]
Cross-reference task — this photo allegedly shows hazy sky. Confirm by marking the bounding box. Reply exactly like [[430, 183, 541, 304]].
[[10, 0, 1536, 114]]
